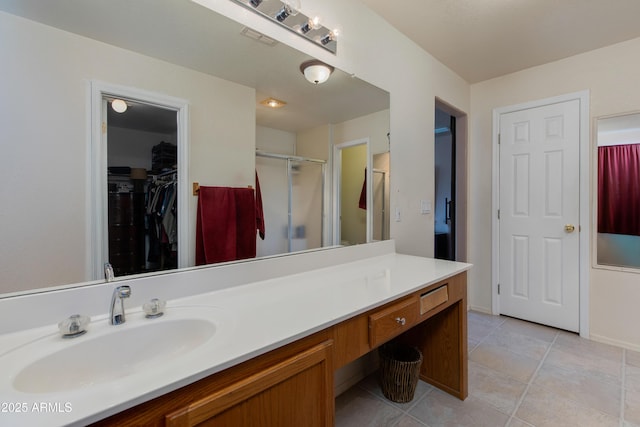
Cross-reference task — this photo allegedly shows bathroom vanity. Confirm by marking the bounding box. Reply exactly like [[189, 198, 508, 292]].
[[0, 241, 470, 426]]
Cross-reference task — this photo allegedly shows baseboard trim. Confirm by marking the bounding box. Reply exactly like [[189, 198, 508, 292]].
[[589, 333, 640, 353], [468, 305, 492, 315]]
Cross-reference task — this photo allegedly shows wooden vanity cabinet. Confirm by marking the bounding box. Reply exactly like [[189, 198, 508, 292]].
[[92, 271, 467, 425], [91, 332, 334, 427]]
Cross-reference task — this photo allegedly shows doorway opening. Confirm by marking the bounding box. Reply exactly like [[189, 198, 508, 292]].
[[89, 81, 189, 280], [434, 100, 467, 262], [105, 98, 178, 276], [333, 138, 372, 246]]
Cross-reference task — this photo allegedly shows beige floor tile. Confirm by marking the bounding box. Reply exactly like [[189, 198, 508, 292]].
[[468, 311, 506, 329], [409, 390, 510, 427], [469, 321, 499, 342], [335, 386, 404, 427], [480, 328, 551, 360], [469, 341, 540, 383], [516, 384, 620, 427], [506, 417, 535, 427], [358, 372, 434, 411], [555, 331, 624, 361], [498, 317, 558, 343], [627, 364, 640, 392], [628, 350, 640, 367], [395, 415, 428, 427], [469, 361, 528, 414], [545, 342, 622, 385], [534, 362, 621, 417], [626, 388, 640, 425]]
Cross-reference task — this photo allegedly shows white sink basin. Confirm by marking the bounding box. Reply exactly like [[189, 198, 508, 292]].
[[5, 306, 228, 394]]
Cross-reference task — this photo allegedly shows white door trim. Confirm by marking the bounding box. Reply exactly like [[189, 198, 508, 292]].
[[332, 138, 372, 245], [491, 90, 590, 337], [87, 80, 190, 280]]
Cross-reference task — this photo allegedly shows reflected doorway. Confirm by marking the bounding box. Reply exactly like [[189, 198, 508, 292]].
[[333, 138, 372, 245], [105, 97, 178, 276], [90, 81, 189, 280]]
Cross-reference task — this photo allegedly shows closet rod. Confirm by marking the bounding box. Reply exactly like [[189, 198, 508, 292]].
[[255, 150, 326, 165]]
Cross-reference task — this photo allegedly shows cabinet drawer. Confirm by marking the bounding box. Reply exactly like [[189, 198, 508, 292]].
[[420, 284, 448, 315], [368, 298, 418, 348]]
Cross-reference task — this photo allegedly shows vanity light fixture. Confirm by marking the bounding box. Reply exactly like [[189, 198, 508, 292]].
[[260, 97, 287, 108], [275, 0, 300, 22], [111, 99, 128, 113], [300, 60, 334, 85], [224, 0, 338, 54]]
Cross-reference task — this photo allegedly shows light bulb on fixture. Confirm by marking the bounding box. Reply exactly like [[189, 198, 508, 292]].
[[299, 16, 321, 34], [111, 99, 128, 113], [320, 29, 339, 46], [300, 59, 334, 85], [276, 0, 301, 22]]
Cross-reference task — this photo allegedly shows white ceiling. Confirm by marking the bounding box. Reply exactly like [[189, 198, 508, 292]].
[[359, 0, 640, 83], [0, 0, 389, 133]]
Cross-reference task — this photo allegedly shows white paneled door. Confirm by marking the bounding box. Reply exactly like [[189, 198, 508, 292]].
[[498, 99, 580, 332]]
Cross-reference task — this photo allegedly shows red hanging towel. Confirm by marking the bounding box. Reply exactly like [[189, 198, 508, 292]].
[[255, 170, 265, 240], [195, 186, 257, 265], [358, 168, 367, 210]]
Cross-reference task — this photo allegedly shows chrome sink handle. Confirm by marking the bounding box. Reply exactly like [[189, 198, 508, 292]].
[[109, 285, 131, 325]]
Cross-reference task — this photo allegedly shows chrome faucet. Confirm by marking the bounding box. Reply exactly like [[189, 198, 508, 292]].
[[109, 285, 131, 325]]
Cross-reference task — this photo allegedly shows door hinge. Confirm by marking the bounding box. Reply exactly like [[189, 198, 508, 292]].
[[102, 121, 107, 133], [498, 133, 501, 145], [497, 209, 500, 220], [498, 284, 501, 295]]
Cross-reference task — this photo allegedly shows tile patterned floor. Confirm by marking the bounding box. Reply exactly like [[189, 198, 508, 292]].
[[336, 311, 640, 427]]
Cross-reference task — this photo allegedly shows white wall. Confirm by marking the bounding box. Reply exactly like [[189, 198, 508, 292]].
[[0, 11, 254, 293], [470, 36, 640, 350]]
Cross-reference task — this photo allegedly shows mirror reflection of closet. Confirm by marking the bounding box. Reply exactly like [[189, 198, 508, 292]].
[[596, 112, 640, 269], [106, 97, 179, 276]]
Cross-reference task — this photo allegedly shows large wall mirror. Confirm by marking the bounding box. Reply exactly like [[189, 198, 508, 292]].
[[596, 112, 640, 270], [0, 0, 390, 297]]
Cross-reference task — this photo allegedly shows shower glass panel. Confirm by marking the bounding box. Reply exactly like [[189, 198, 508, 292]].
[[256, 153, 325, 257], [290, 160, 324, 252]]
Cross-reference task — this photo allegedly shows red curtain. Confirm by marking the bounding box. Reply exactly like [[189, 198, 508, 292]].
[[598, 144, 640, 235]]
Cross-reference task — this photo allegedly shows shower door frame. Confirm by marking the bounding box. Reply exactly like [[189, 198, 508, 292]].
[[255, 150, 327, 253]]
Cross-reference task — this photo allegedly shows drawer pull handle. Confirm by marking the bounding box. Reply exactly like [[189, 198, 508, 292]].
[[395, 317, 406, 326]]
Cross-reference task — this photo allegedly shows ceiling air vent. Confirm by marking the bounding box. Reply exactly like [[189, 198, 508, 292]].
[[241, 27, 278, 47]]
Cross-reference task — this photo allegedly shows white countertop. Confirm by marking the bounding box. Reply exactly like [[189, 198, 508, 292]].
[[0, 252, 470, 426]]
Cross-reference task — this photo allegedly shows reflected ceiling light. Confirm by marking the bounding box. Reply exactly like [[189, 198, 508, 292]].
[[275, 0, 301, 22], [260, 97, 287, 108], [299, 16, 321, 34], [111, 99, 128, 113], [300, 60, 334, 85]]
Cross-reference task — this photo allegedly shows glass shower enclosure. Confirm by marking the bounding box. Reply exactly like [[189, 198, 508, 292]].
[[255, 151, 326, 257]]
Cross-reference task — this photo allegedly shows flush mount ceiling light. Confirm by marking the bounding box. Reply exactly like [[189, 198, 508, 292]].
[[260, 97, 287, 108], [111, 99, 128, 113], [300, 60, 334, 85]]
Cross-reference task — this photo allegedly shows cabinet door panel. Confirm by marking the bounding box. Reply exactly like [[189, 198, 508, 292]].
[[166, 340, 334, 427]]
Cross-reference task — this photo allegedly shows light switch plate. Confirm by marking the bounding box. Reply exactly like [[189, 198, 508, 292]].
[[420, 200, 431, 214]]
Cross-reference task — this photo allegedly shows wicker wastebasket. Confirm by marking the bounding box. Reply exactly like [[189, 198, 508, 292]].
[[378, 343, 423, 403]]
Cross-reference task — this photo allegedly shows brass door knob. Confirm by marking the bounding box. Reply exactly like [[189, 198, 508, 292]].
[[564, 224, 576, 233]]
